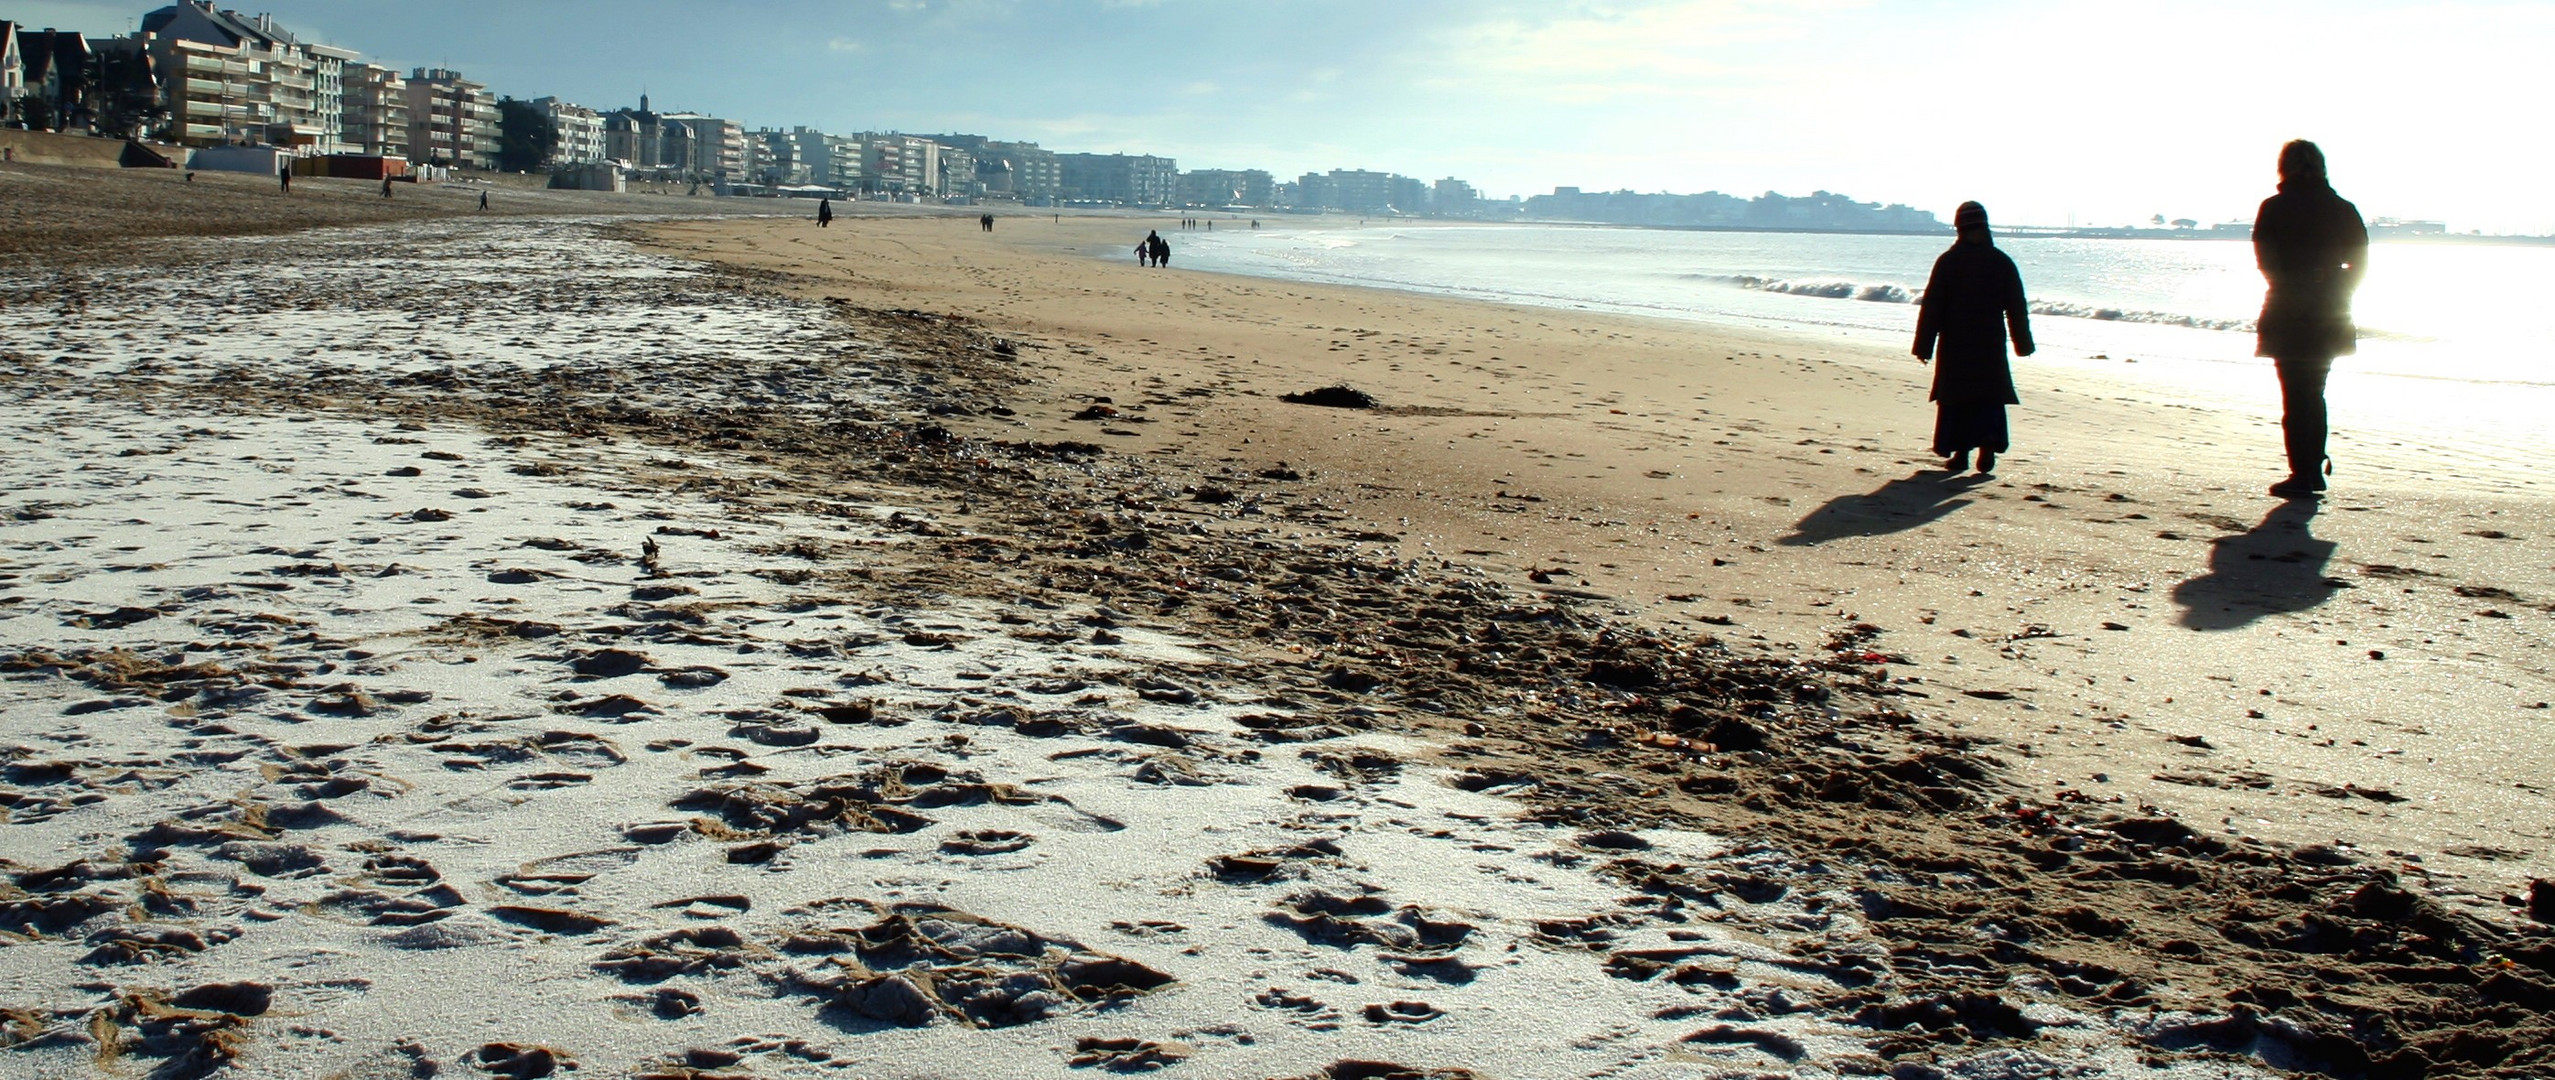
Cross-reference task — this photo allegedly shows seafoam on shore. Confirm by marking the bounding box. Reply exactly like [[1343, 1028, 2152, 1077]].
[[0, 217, 2468, 1077]]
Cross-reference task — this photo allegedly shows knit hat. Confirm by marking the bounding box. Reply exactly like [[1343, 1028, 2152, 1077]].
[[1954, 201, 1988, 230]]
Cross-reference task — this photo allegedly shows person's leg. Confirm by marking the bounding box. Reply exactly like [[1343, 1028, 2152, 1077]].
[[2274, 356, 2331, 489]]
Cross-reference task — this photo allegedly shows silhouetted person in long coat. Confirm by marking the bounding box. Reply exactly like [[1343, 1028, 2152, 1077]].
[[817, 198, 833, 227], [1912, 201, 2034, 474], [2252, 140, 2366, 498]]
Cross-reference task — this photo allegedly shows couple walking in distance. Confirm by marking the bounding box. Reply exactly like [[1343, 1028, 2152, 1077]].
[[1913, 140, 2365, 497]]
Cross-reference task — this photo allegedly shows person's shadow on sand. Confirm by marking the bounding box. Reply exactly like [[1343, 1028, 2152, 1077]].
[[1778, 470, 1990, 546], [2171, 499, 2340, 630]]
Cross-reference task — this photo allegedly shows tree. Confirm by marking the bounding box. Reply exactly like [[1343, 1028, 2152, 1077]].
[[496, 98, 557, 173], [91, 48, 167, 140]]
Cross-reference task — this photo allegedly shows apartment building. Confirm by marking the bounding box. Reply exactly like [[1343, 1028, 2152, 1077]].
[[1175, 168, 1274, 208], [857, 133, 939, 196], [982, 140, 1060, 201], [339, 62, 406, 157], [404, 68, 497, 169], [1057, 152, 1175, 206], [659, 112, 743, 183], [1433, 177, 1478, 215], [534, 96, 606, 164], [138, 3, 351, 151]]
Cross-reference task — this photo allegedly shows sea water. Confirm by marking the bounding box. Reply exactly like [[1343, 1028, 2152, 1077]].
[[1174, 223, 2551, 470]]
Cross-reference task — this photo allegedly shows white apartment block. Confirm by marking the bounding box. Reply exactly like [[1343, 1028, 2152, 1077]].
[[534, 97, 607, 165]]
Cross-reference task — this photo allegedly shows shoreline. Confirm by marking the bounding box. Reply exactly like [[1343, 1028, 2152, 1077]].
[[0, 191, 2548, 1077]]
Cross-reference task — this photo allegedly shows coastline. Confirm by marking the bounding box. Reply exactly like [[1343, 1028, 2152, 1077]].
[[0, 178, 2547, 1077]]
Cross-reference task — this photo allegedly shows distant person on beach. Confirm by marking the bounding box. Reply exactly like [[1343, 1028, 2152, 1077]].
[[382, 176, 393, 198], [1136, 240, 1151, 266], [479, 190, 488, 212], [1912, 201, 2034, 475], [818, 197, 833, 227], [1150, 232, 1171, 268], [2252, 139, 2367, 498], [280, 168, 291, 193]]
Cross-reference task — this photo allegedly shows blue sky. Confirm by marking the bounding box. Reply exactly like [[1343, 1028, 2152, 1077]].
[[19, 0, 2552, 231]]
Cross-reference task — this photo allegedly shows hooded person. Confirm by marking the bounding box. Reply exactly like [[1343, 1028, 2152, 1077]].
[[1911, 201, 2035, 474], [2252, 140, 2367, 498]]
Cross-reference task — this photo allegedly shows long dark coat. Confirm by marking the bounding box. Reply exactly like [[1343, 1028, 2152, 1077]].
[[1913, 240, 2033, 404], [2253, 181, 2366, 360]]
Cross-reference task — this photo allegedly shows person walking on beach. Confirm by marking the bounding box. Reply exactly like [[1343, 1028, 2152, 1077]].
[[478, 190, 488, 212], [1136, 240, 1152, 266], [1150, 232, 1171, 268], [279, 167, 291, 194], [1912, 201, 2034, 475], [382, 175, 393, 198], [817, 197, 834, 227], [2252, 140, 2367, 498]]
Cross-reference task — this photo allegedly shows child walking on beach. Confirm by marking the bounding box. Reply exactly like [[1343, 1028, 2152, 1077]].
[[1912, 201, 2034, 475]]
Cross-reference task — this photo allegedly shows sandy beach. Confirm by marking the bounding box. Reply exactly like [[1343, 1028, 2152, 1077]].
[[669, 212, 2555, 883], [1, 164, 2550, 1079]]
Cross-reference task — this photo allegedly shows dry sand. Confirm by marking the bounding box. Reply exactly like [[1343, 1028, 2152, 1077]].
[[0, 168, 2548, 1078]]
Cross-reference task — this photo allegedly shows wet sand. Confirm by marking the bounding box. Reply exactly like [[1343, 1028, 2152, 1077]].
[[0, 172, 2548, 1078]]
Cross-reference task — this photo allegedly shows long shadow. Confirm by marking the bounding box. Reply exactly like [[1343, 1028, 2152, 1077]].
[[1777, 470, 1991, 546], [2171, 499, 2341, 630]]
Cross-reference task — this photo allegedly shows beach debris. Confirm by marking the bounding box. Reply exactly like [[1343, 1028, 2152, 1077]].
[[1279, 385, 1377, 409]]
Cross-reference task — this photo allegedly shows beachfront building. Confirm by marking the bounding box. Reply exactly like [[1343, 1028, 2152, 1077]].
[[11, 27, 92, 131], [986, 140, 1060, 202], [1324, 169, 1396, 214], [403, 68, 497, 169], [0, 23, 22, 125], [535, 97, 606, 165], [658, 112, 744, 184], [753, 126, 833, 185], [936, 144, 976, 200], [1290, 172, 1333, 212], [340, 62, 406, 157], [1176, 168, 1274, 208], [137, 3, 353, 152], [855, 133, 939, 197], [603, 96, 663, 174], [1057, 152, 1175, 207], [932, 135, 1058, 203], [1434, 177, 1478, 217]]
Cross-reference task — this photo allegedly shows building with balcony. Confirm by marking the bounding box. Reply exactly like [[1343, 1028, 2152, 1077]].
[[404, 67, 496, 169], [534, 96, 606, 165], [1175, 168, 1275, 208], [659, 112, 743, 183], [138, 3, 351, 152], [855, 133, 939, 196], [1058, 152, 1175, 206], [340, 61, 405, 157], [1433, 177, 1478, 216], [1325, 169, 1395, 213]]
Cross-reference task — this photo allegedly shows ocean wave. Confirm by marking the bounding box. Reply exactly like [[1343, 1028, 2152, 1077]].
[[1714, 274, 1917, 304], [1707, 274, 2274, 334]]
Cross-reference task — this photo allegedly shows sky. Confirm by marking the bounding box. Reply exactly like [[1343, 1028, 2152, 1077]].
[[17, 0, 2553, 232]]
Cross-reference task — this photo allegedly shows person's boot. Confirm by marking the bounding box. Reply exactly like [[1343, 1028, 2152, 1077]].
[[1944, 450, 1968, 473], [1975, 450, 1996, 475], [2269, 474, 2324, 498]]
